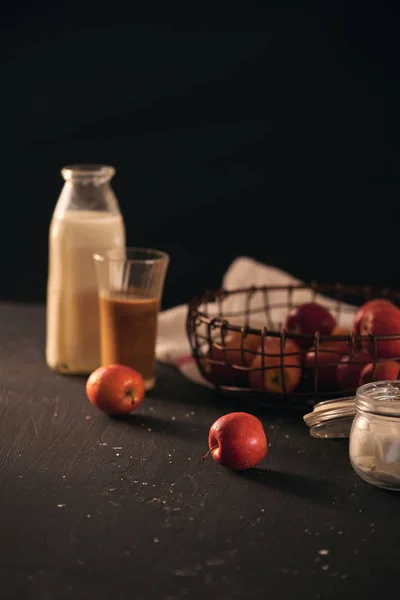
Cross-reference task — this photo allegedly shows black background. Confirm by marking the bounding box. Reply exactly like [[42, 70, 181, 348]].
[[1, 1, 400, 309]]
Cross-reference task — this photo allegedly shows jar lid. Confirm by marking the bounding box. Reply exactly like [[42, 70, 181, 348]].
[[303, 397, 356, 439]]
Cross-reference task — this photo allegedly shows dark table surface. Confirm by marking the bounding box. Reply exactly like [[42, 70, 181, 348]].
[[1, 302, 399, 600]]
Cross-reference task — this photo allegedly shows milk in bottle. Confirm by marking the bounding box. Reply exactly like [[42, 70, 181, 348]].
[[46, 164, 126, 374]]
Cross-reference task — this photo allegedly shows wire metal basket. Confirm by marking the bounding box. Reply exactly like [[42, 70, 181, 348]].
[[186, 282, 400, 409]]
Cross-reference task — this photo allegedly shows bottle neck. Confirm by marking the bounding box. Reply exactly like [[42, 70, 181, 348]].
[[54, 164, 121, 218]]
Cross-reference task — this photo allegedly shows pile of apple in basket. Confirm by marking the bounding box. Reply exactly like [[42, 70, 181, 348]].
[[199, 298, 400, 398]]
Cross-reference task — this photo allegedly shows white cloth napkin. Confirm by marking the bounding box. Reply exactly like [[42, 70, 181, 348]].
[[155, 256, 357, 388]]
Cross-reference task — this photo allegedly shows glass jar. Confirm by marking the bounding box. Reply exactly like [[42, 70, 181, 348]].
[[46, 164, 126, 375], [349, 380, 400, 491]]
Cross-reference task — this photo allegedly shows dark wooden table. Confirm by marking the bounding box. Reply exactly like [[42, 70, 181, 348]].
[[1, 302, 399, 600]]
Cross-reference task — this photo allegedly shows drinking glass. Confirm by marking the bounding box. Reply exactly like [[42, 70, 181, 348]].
[[94, 247, 170, 390]]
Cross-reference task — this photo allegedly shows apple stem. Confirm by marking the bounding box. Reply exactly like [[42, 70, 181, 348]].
[[201, 444, 219, 461], [125, 390, 135, 405]]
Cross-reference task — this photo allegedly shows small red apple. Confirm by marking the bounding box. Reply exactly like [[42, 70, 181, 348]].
[[249, 338, 301, 394], [332, 326, 352, 336], [357, 306, 400, 359], [359, 361, 400, 385], [86, 364, 145, 415], [305, 338, 349, 390], [285, 302, 336, 349], [202, 330, 261, 386], [204, 412, 267, 471], [353, 298, 398, 335], [336, 352, 372, 391]]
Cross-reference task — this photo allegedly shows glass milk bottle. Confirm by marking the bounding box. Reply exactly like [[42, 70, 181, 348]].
[[46, 164, 126, 375]]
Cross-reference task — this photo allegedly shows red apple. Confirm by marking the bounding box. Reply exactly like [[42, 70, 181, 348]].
[[285, 302, 336, 349], [336, 352, 372, 391], [353, 298, 398, 335], [86, 364, 145, 415], [359, 361, 400, 385], [204, 412, 267, 471], [249, 338, 301, 394], [332, 326, 352, 336], [202, 330, 261, 386], [357, 305, 400, 359], [305, 339, 349, 390]]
